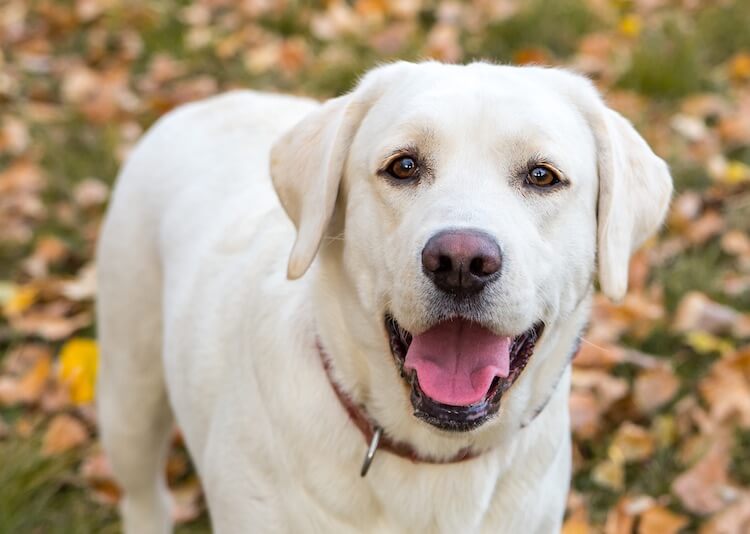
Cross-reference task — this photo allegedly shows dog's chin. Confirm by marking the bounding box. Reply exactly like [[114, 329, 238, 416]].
[[385, 314, 544, 432]]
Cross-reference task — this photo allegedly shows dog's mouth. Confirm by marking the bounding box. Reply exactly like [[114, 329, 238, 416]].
[[386, 315, 544, 432]]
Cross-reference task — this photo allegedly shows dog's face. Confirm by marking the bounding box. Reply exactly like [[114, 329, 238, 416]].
[[272, 62, 671, 441]]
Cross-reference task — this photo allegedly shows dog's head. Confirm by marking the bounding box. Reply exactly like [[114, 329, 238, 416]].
[[271, 62, 671, 447]]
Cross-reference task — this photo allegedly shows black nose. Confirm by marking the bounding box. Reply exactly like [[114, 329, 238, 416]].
[[421, 229, 502, 296]]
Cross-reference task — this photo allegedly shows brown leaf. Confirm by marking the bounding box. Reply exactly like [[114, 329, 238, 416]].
[[672, 431, 733, 515], [80, 448, 122, 505], [604, 496, 641, 534], [685, 210, 725, 245], [14, 352, 52, 404], [699, 490, 750, 534], [10, 309, 92, 341], [573, 339, 625, 369], [569, 390, 602, 439], [699, 349, 750, 427], [673, 291, 744, 336], [42, 413, 88, 455], [633, 366, 680, 415]]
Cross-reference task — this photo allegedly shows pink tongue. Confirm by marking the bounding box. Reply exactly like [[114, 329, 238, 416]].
[[403, 319, 511, 407]]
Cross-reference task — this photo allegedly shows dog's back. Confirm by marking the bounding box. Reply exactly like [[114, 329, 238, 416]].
[[96, 91, 316, 533]]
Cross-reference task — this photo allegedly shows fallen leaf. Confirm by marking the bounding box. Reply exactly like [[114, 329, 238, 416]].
[[15, 352, 52, 404], [674, 292, 745, 337], [3, 284, 38, 316], [638, 505, 689, 534], [699, 349, 750, 426], [42, 413, 88, 455], [562, 507, 592, 534], [699, 490, 750, 534], [633, 366, 680, 415], [58, 338, 98, 405], [609, 422, 655, 463], [672, 431, 733, 515], [80, 448, 121, 505], [592, 458, 624, 491]]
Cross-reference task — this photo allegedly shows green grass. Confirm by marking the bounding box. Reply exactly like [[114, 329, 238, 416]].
[[0, 436, 211, 533], [0, 438, 119, 534], [472, 0, 597, 61], [618, 18, 705, 99]]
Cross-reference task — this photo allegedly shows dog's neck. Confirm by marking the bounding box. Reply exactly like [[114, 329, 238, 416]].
[[316, 339, 481, 476]]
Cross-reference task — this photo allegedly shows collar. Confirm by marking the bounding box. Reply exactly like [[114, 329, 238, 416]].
[[317, 340, 481, 476]]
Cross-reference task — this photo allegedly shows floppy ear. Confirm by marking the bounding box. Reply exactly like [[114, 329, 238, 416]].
[[591, 107, 673, 301], [270, 66, 397, 280]]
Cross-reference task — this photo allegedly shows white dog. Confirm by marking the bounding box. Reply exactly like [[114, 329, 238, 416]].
[[96, 61, 672, 533]]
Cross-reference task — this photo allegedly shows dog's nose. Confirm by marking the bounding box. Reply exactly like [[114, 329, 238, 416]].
[[421, 229, 502, 296]]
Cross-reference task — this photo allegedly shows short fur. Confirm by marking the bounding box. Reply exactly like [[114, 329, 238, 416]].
[[96, 61, 672, 533]]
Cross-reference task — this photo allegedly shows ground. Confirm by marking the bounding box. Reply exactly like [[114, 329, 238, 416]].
[[1, 0, 750, 532]]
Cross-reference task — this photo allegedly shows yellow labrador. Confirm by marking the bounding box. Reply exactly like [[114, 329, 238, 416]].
[[96, 61, 672, 533]]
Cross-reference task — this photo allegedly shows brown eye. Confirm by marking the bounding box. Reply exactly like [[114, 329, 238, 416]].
[[526, 166, 560, 188], [387, 156, 418, 180]]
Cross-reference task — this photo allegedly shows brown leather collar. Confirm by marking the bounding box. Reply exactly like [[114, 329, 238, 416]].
[[317, 340, 481, 476]]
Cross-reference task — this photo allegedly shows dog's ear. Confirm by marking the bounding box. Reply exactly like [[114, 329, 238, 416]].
[[271, 64, 403, 279], [591, 106, 673, 301]]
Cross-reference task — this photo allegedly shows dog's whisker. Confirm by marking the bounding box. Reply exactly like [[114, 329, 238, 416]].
[[579, 337, 614, 353]]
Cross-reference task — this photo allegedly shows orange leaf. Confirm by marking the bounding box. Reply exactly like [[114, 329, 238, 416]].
[[638, 506, 688, 534]]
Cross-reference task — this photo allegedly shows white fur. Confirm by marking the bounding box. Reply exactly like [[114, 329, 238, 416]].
[[96, 61, 672, 533]]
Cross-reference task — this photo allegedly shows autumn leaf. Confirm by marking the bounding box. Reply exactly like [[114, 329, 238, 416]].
[[42, 413, 89, 456], [638, 506, 689, 534], [3, 285, 38, 316], [608, 422, 655, 463], [633, 367, 680, 415], [58, 338, 99, 405]]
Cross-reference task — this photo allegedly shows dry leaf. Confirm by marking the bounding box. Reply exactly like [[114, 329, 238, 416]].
[[42, 413, 88, 455], [562, 507, 592, 534], [674, 292, 744, 336], [592, 458, 624, 491], [633, 367, 680, 415], [699, 490, 750, 534], [638, 505, 689, 534], [609, 422, 655, 463], [699, 349, 750, 426], [672, 431, 732, 515]]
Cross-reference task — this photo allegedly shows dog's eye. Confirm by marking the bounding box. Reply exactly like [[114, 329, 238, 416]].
[[387, 156, 418, 180], [526, 166, 560, 188]]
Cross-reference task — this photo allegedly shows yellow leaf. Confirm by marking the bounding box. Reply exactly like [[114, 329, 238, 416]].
[[618, 14, 641, 38], [685, 331, 734, 356], [58, 338, 98, 404], [608, 422, 655, 463], [592, 458, 624, 491], [3, 285, 38, 316], [723, 160, 750, 185]]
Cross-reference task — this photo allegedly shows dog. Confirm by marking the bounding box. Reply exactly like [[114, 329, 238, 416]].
[[96, 61, 672, 533]]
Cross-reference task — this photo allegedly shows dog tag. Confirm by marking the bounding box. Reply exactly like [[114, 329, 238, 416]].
[[360, 426, 382, 477]]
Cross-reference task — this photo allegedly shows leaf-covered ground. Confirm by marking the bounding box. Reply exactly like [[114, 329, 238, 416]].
[[1, 0, 750, 532]]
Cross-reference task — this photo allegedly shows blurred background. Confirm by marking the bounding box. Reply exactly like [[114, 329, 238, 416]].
[[1, 0, 750, 532]]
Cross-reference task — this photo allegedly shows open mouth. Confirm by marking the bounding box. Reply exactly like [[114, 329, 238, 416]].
[[386, 315, 544, 432]]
